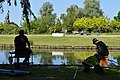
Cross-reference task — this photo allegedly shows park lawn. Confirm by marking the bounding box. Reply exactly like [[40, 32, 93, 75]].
[[0, 34, 120, 46], [0, 35, 120, 80], [0, 65, 120, 80]]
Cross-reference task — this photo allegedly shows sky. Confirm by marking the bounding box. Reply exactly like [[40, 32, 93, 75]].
[[0, 0, 120, 26]]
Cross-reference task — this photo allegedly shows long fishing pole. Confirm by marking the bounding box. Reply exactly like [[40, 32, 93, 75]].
[[73, 67, 79, 80]]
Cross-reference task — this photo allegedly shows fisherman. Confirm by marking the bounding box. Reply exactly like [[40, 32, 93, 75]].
[[82, 38, 109, 74], [14, 30, 32, 63], [93, 38, 109, 66]]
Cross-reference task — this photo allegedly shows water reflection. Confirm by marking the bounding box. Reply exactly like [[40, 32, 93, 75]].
[[0, 50, 10, 64], [0, 49, 120, 65]]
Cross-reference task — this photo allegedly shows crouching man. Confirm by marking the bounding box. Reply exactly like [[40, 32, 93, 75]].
[[82, 38, 109, 75], [93, 38, 109, 67]]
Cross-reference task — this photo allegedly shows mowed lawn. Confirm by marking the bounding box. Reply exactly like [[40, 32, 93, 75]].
[[0, 34, 120, 46]]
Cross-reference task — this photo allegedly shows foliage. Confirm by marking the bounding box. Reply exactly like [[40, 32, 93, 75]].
[[59, 0, 104, 33], [114, 11, 120, 22], [0, 22, 18, 34], [53, 18, 62, 33], [109, 20, 120, 32], [60, 5, 79, 33], [0, 0, 36, 33], [1, 1, 120, 34], [76, 8, 85, 18], [73, 17, 120, 33], [83, 0, 104, 18], [38, 2, 56, 33]]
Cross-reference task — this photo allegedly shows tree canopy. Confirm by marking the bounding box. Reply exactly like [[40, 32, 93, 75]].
[[83, 0, 104, 18], [0, 0, 120, 34], [0, 0, 36, 33], [114, 11, 120, 22]]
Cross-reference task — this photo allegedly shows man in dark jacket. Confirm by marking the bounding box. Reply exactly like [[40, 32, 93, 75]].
[[82, 38, 109, 74], [93, 38, 109, 57], [93, 38, 109, 67], [14, 30, 31, 63]]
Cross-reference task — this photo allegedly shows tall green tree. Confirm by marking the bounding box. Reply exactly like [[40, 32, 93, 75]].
[[60, 5, 79, 33], [76, 8, 85, 18], [39, 2, 56, 33], [83, 0, 104, 18], [60, 13, 66, 32]]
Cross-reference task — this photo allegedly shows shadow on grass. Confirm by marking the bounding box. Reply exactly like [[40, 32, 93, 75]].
[[0, 65, 120, 80]]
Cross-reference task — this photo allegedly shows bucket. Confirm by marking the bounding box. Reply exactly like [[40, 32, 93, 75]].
[[99, 56, 108, 67]]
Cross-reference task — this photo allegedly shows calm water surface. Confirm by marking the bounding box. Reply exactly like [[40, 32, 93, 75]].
[[0, 49, 119, 65]]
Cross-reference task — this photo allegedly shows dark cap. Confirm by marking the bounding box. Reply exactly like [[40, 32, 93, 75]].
[[93, 38, 98, 44]]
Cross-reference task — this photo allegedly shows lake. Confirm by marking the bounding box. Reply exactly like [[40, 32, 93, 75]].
[[0, 49, 119, 65]]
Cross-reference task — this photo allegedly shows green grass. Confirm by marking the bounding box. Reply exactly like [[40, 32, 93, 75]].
[[0, 34, 120, 46], [0, 34, 120, 80], [0, 65, 120, 80]]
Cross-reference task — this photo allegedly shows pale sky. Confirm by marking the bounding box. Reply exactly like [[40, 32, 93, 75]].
[[0, 0, 120, 26]]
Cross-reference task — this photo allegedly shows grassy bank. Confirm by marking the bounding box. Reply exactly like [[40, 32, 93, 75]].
[[0, 65, 120, 80], [0, 34, 120, 46]]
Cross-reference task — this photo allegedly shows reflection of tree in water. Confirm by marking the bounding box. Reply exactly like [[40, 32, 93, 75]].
[[65, 52, 76, 65], [52, 55, 66, 64], [33, 51, 53, 65], [33, 51, 76, 65], [1, 50, 11, 64], [41, 52, 53, 65], [33, 51, 87, 65]]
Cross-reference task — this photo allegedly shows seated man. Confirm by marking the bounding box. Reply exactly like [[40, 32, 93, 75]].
[[14, 30, 32, 63]]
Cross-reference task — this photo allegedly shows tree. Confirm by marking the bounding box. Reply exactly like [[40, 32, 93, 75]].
[[60, 13, 66, 32], [4, 10, 10, 23], [40, 2, 54, 16], [60, 5, 79, 33], [0, 0, 36, 33], [39, 2, 56, 33], [76, 8, 85, 18], [114, 11, 120, 22], [110, 20, 120, 31], [53, 18, 62, 33], [83, 0, 104, 18], [73, 17, 112, 33], [2, 23, 19, 34]]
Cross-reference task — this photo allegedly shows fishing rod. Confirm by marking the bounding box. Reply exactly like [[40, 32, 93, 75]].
[[73, 67, 79, 80]]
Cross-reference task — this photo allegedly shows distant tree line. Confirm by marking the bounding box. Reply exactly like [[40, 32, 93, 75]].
[[0, 0, 120, 34]]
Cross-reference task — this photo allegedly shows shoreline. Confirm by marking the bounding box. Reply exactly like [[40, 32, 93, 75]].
[[0, 44, 120, 50]]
